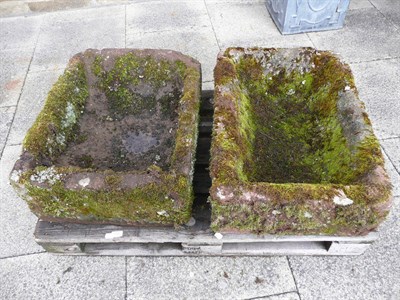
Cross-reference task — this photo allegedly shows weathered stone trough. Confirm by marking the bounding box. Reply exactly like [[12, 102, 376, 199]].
[[10, 49, 201, 226], [211, 47, 392, 235]]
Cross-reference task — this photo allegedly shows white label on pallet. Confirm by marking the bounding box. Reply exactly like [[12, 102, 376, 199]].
[[105, 230, 124, 239]]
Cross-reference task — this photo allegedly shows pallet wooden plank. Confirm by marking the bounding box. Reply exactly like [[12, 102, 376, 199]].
[[35, 220, 377, 244]]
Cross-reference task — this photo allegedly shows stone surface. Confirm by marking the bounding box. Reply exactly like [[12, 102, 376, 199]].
[[202, 80, 214, 91], [350, 59, 400, 140], [0, 253, 126, 300], [382, 139, 400, 169], [127, 256, 296, 299], [11, 49, 201, 225], [261, 292, 301, 300], [381, 138, 400, 183], [0, 106, 15, 154], [0, 1, 30, 18], [7, 70, 62, 145], [206, 2, 313, 48], [382, 148, 400, 197], [210, 47, 391, 235], [349, 0, 374, 10], [370, 0, 400, 27], [0, 145, 43, 258], [308, 9, 400, 63], [126, 1, 210, 34], [126, 26, 220, 82], [30, 6, 125, 72], [289, 196, 400, 300], [0, 49, 32, 107], [0, 2, 399, 299], [0, 14, 42, 50]]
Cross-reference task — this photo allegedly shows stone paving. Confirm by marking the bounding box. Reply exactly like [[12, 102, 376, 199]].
[[0, 0, 399, 299]]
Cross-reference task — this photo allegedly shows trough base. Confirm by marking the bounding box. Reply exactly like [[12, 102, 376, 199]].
[[33, 91, 378, 256]]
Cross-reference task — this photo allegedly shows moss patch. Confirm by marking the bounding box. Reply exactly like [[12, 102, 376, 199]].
[[24, 168, 192, 225], [93, 52, 186, 119], [210, 47, 392, 235], [12, 49, 201, 226], [23, 61, 88, 161]]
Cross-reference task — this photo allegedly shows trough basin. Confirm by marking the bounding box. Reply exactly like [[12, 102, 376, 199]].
[[10, 49, 201, 226], [210, 47, 392, 235]]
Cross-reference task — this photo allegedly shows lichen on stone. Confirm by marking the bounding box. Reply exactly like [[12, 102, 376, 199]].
[[10, 49, 201, 226], [210, 47, 392, 236]]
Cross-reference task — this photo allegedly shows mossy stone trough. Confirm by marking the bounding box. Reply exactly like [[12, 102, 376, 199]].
[[211, 47, 392, 235], [10, 49, 201, 226]]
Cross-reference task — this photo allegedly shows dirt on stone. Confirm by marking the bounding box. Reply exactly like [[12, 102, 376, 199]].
[[55, 50, 184, 172]]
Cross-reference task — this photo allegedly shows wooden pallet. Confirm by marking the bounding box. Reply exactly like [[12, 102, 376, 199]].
[[34, 90, 378, 256], [35, 220, 377, 256]]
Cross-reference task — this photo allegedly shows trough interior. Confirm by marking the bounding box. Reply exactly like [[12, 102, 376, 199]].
[[55, 52, 185, 172], [236, 54, 358, 185]]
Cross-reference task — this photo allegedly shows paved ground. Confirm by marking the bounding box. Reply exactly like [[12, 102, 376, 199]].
[[0, 0, 399, 299]]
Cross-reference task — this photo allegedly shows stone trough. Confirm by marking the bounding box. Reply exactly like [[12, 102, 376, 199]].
[[211, 47, 392, 236], [10, 49, 201, 226]]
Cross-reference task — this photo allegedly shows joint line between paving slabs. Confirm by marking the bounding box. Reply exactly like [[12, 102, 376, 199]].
[[381, 136, 400, 141], [124, 256, 128, 300], [243, 290, 300, 300], [381, 145, 400, 176], [0, 17, 43, 159], [349, 55, 400, 65], [0, 251, 46, 261], [0, 105, 17, 110], [306, 33, 317, 48], [286, 256, 302, 300], [203, 0, 221, 51], [368, 0, 399, 30]]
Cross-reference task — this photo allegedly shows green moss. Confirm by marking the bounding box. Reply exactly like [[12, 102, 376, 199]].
[[76, 154, 94, 168], [210, 187, 382, 235], [105, 174, 122, 188], [23, 62, 89, 161], [14, 50, 201, 226], [92, 53, 187, 118], [170, 66, 201, 169], [211, 48, 391, 235], [215, 50, 381, 185], [25, 171, 193, 225]]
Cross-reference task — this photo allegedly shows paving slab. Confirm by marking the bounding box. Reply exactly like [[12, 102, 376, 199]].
[[7, 69, 62, 145], [0, 145, 44, 258], [126, 256, 296, 299], [382, 147, 400, 197], [260, 292, 300, 300], [0, 49, 32, 107], [370, 0, 400, 28], [202, 80, 214, 91], [349, 0, 374, 10], [289, 196, 400, 300], [381, 138, 400, 175], [206, 2, 313, 48], [126, 0, 210, 34], [350, 58, 400, 140], [308, 8, 400, 63], [126, 26, 220, 82], [30, 6, 125, 72], [0, 1, 31, 18], [0, 253, 126, 300], [0, 106, 15, 154], [0, 14, 42, 50]]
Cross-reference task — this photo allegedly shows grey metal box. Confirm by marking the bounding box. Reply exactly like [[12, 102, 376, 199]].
[[265, 0, 350, 35]]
